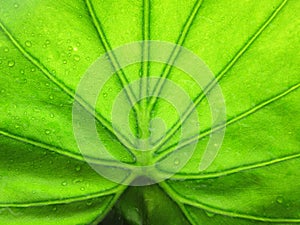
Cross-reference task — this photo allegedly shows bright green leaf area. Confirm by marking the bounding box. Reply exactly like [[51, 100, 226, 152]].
[[0, 0, 299, 224]]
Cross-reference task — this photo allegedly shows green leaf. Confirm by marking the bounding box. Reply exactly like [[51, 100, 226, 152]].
[[0, 0, 299, 224]]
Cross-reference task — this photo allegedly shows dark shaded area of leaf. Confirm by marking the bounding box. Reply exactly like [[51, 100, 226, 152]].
[[100, 183, 191, 225]]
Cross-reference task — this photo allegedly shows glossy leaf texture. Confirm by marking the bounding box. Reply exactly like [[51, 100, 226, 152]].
[[0, 0, 299, 225]]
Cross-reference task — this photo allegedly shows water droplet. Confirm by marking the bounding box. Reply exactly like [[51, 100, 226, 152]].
[[4, 47, 9, 53], [45, 129, 51, 135], [8, 60, 15, 67], [25, 40, 32, 47], [31, 68, 36, 72], [50, 113, 54, 118], [63, 60, 67, 64], [80, 187, 85, 191], [15, 124, 20, 129], [52, 207, 57, 211], [86, 201, 92, 206], [49, 95, 54, 100], [276, 196, 284, 204], [205, 211, 215, 217], [61, 181, 67, 186], [103, 93, 107, 97], [73, 47, 78, 51], [75, 166, 81, 172], [20, 69, 25, 74], [174, 158, 180, 165], [74, 55, 80, 61], [1, 89, 5, 93], [45, 40, 51, 45], [14, 3, 19, 8], [73, 178, 83, 184]]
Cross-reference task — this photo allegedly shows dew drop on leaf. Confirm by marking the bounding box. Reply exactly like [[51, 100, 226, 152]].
[[61, 181, 67, 186], [52, 207, 57, 212], [276, 196, 284, 204], [45, 129, 51, 135], [25, 40, 32, 47], [80, 187, 85, 191], [86, 201, 92, 206], [174, 158, 180, 165], [4, 47, 9, 53], [49, 95, 54, 100], [103, 92, 107, 97], [13, 3, 19, 8], [205, 211, 215, 217], [8, 60, 15, 67], [74, 55, 80, 61], [75, 166, 81, 172], [73, 178, 83, 184]]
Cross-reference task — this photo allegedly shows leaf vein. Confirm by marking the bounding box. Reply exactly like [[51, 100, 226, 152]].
[[0, 130, 134, 167], [160, 182, 300, 223], [0, 21, 136, 152], [84, 0, 139, 115], [147, 0, 204, 111], [0, 184, 128, 208], [172, 152, 300, 179], [157, 82, 300, 160], [152, 0, 288, 152]]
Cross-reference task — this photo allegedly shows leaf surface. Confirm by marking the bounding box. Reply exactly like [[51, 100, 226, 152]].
[[0, 0, 299, 224]]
